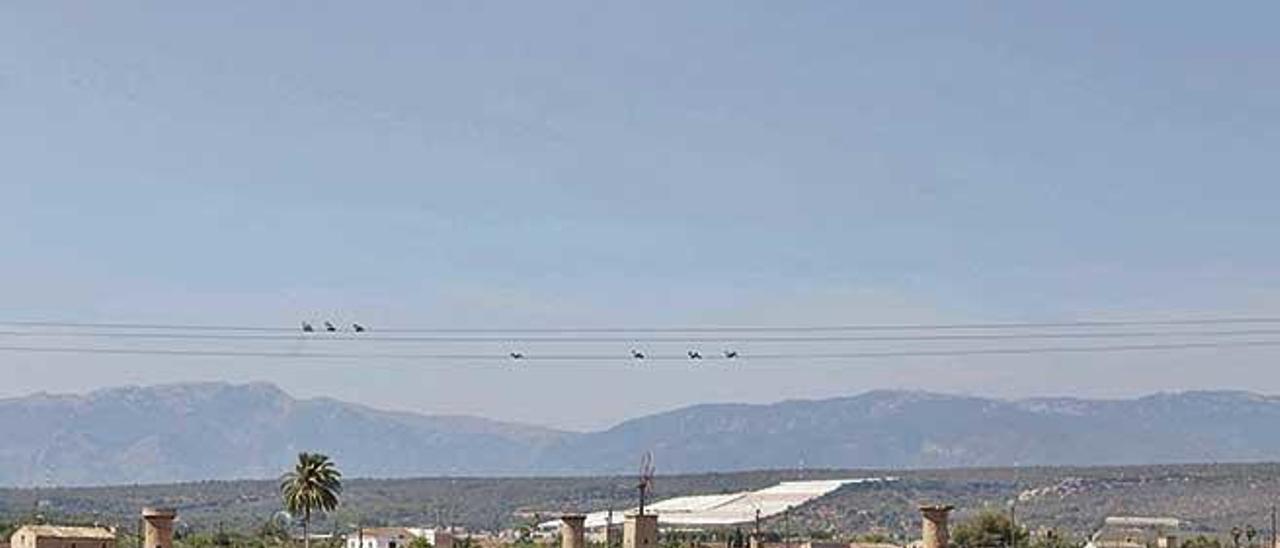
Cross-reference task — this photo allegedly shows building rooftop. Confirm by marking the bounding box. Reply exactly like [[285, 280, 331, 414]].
[[352, 528, 450, 540], [13, 525, 116, 540], [354, 527, 416, 538], [1102, 517, 1182, 529]]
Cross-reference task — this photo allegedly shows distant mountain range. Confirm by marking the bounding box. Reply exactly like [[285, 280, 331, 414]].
[[4, 382, 1280, 486]]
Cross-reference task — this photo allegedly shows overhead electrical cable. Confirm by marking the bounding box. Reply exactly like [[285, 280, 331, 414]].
[[5, 316, 1280, 333], [4, 328, 1280, 343], [1, 339, 1279, 361]]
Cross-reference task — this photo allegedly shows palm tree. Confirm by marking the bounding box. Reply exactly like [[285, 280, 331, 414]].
[[280, 452, 343, 548]]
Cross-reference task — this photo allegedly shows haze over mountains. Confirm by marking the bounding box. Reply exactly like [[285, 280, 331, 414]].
[[3, 382, 1280, 487]]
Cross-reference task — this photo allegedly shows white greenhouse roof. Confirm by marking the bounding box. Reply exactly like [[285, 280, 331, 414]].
[[542, 477, 896, 530]]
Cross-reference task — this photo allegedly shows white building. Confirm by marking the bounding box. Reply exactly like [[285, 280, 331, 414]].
[[346, 528, 453, 548], [9, 525, 116, 548], [1085, 516, 1184, 548]]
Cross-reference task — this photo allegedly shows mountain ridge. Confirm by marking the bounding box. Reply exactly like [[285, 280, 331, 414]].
[[4, 382, 1280, 486]]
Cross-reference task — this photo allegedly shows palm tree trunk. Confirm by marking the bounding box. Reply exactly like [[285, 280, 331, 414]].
[[303, 510, 310, 548]]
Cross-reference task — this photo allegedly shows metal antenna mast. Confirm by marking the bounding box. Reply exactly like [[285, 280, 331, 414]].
[[637, 452, 656, 516]]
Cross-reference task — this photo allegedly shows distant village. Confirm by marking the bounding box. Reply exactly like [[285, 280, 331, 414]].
[[0, 500, 1228, 548], [0, 454, 1255, 548]]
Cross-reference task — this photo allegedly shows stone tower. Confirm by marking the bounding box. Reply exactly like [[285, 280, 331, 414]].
[[623, 513, 658, 548], [561, 515, 586, 548], [142, 507, 177, 548], [920, 505, 954, 548]]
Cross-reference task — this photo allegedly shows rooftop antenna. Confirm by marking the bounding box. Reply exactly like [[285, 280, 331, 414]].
[[606, 509, 615, 548], [637, 451, 656, 516], [1010, 461, 1021, 548]]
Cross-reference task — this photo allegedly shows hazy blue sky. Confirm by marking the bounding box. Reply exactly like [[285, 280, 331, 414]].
[[3, 2, 1279, 430]]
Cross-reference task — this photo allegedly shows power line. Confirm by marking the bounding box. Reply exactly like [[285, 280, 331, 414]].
[[735, 340, 1280, 359], [5, 316, 1280, 333], [0, 321, 287, 332], [0, 346, 510, 360], [5, 328, 1280, 343], [1, 339, 1278, 361]]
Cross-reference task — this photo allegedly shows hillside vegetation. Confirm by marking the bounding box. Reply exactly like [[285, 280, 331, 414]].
[[4, 463, 1280, 541]]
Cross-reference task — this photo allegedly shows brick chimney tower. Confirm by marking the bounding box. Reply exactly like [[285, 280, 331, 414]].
[[561, 515, 586, 548], [142, 508, 177, 548], [624, 513, 658, 548], [920, 505, 954, 548]]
